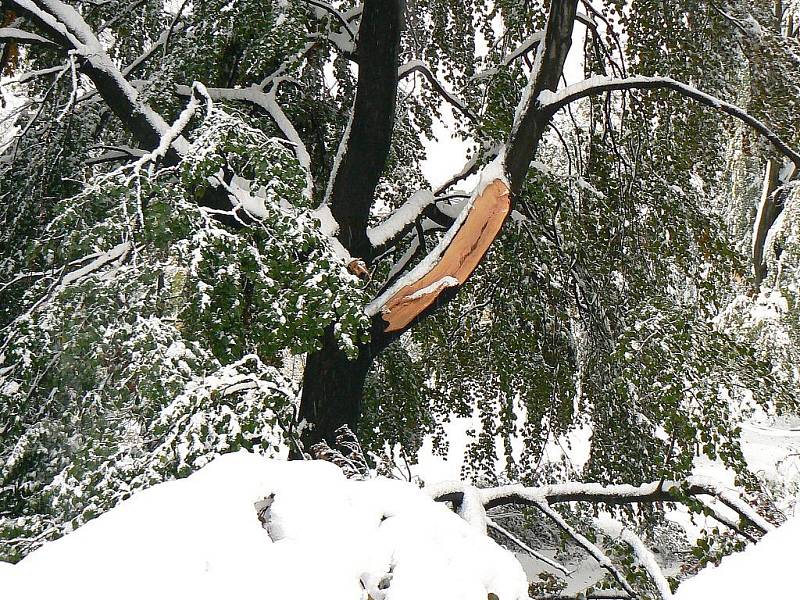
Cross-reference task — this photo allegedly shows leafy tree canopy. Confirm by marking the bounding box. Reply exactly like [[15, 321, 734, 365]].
[[1, 0, 799, 572]]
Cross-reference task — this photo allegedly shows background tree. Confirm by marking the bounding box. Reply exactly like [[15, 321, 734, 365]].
[[1, 0, 799, 585]]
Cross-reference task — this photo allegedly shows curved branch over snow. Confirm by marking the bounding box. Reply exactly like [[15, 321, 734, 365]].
[[430, 477, 774, 535], [430, 476, 772, 600], [538, 75, 800, 169]]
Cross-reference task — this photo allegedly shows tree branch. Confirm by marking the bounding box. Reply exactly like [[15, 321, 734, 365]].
[[486, 516, 572, 576], [504, 0, 579, 194], [476, 477, 774, 534], [0, 26, 54, 44], [538, 75, 800, 169], [398, 60, 480, 125], [302, 0, 356, 41], [533, 500, 637, 598], [325, 0, 404, 260]]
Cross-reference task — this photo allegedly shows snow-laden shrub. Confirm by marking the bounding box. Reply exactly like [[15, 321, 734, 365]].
[[0, 108, 369, 561]]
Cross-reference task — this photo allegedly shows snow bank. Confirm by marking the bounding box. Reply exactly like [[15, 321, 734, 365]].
[[0, 452, 528, 600], [675, 515, 800, 600]]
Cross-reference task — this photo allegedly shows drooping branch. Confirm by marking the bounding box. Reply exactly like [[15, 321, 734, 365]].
[[430, 476, 772, 599], [486, 516, 572, 576], [398, 60, 480, 125], [324, 0, 404, 260], [472, 30, 545, 81], [593, 518, 674, 600], [538, 75, 800, 170]]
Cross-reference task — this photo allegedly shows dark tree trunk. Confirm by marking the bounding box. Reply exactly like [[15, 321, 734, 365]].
[[297, 327, 372, 449], [297, 320, 396, 451]]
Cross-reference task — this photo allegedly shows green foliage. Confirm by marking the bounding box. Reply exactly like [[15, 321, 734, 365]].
[[2, 2, 799, 584], [361, 0, 795, 496], [0, 106, 368, 561]]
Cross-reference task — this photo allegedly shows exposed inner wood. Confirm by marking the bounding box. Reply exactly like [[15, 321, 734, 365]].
[[381, 179, 511, 332]]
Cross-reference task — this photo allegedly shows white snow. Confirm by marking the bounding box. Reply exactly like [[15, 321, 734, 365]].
[[406, 275, 459, 300], [674, 514, 800, 600], [0, 452, 529, 600], [368, 189, 436, 247]]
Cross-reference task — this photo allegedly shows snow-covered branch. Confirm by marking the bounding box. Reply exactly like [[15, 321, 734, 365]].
[[594, 517, 673, 600], [430, 476, 771, 600], [177, 83, 314, 199], [0, 26, 55, 44], [367, 189, 435, 248], [398, 60, 480, 124], [7, 0, 190, 157], [537, 75, 800, 169]]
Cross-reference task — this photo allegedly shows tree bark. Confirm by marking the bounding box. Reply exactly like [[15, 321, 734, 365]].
[[328, 0, 404, 261], [298, 321, 395, 450], [297, 0, 580, 451]]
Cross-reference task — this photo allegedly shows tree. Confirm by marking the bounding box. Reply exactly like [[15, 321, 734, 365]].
[[1, 0, 799, 581]]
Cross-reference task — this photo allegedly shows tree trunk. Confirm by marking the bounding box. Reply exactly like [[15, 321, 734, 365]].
[[297, 321, 394, 451]]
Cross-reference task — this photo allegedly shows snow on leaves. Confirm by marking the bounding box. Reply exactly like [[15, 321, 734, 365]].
[[0, 106, 369, 561]]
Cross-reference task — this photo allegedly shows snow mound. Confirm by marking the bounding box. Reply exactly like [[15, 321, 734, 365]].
[[675, 515, 800, 600], [0, 452, 527, 600]]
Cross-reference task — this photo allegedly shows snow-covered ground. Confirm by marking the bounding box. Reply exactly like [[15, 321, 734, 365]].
[[2, 412, 799, 600], [0, 452, 528, 600], [675, 513, 800, 600]]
